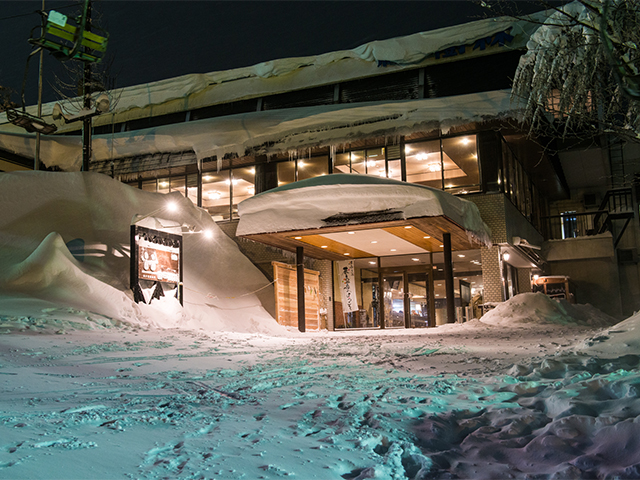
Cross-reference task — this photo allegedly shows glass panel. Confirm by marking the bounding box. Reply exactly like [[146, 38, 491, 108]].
[[141, 180, 156, 192], [350, 150, 366, 174], [170, 176, 186, 196], [442, 135, 480, 192], [157, 178, 170, 195], [359, 267, 380, 328], [186, 174, 198, 206], [298, 155, 329, 181], [334, 152, 351, 174], [408, 272, 429, 328], [405, 140, 442, 188], [277, 161, 295, 186], [387, 159, 402, 181], [231, 167, 256, 218], [365, 148, 385, 176], [202, 170, 230, 220], [383, 274, 405, 327]]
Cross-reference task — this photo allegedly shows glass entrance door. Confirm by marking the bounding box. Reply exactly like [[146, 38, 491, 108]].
[[383, 270, 431, 328], [383, 274, 406, 328], [407, 272, 429, 328]]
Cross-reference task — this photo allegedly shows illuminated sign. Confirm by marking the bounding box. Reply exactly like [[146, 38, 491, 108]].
[[130, 225, 183, 305], [434, 29, 514, 60]]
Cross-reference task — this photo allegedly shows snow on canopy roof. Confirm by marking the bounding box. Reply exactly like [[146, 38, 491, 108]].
[[0, 90, 520, 172], [0, 10, 545, 130], [236, 173, 492, 247]]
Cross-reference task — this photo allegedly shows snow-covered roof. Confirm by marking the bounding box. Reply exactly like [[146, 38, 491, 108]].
[[0, 10, 545, 132], [237, 173, 492, 248], [0, 90, 521, 172]]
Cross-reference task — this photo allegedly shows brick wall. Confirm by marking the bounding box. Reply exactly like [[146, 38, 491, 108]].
[[481, 246, 503, 303], [517, 268, 532, 293]]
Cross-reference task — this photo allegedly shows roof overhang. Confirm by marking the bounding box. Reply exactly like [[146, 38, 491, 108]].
[[236, 173, 491, 259], [240, 215, 482, 261]]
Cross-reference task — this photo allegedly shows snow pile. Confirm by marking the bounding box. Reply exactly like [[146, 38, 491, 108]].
[[0, 171, 283, 334], [481, 292, 618, 328], [237, 173, 492, 246]]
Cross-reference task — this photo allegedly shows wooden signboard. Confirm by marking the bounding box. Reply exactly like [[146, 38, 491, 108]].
[[272, 261, 320, 330]]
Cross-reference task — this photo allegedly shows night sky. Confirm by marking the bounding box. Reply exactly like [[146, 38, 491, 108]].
[[0, 1, 552, 105]]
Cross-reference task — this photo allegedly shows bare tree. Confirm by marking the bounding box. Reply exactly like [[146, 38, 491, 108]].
[[499, 0, 640, 143]]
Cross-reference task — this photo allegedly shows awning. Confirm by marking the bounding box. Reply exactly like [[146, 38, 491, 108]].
[[236, 173, 491, 258]]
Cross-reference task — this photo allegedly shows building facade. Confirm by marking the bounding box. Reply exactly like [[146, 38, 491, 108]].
[[0, 9, 634, 328]]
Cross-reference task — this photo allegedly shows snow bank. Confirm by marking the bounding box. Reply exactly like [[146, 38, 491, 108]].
[[0, 171, 284, 334], [237, 173, 492, 246], [481, 292, 618, 328]]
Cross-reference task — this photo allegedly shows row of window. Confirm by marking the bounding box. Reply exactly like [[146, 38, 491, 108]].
[[130, 133, 482, 220]]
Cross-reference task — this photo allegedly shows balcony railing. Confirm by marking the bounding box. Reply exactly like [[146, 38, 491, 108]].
[[543, 211, 608, 240], [543, 188, 634, 244]]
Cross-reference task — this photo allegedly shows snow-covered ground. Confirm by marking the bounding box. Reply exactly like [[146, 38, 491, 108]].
[[2, 171, 640, 478], [1, 295, 638, 480]]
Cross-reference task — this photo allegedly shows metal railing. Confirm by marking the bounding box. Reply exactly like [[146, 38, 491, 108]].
[[543, 211, 608, 240], [543, 187, 634, 241]]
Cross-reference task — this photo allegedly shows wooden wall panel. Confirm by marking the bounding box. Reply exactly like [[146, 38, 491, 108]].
[[272, 261, 321, 330]]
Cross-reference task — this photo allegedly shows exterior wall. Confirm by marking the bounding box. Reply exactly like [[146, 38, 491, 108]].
[[468, 194, 506, 303], [518, 268, 532, 293], [543, 235, 623, 319], [468, 193, 508, 244], [480, 246, 503, 303]]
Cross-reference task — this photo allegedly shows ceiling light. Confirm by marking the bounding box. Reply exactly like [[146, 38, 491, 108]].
[[404, 226, 412, 229], [423, 236, 430, 239], [348, 232, 355, 235], [369, 261, 376, 265], [461, 137, 471, 145], [458, 254, 465, 258], [412, 258, 420, 262], [439, 244, 444, 248], [294, 236, 302, 240], [208, 191, 222, 200], [371, 240, 378, 244], [390, 249, 397, 252], [344, 253, 350, 256], [321, 245, 328, 248]]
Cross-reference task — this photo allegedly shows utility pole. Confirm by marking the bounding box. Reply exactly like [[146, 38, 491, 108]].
[[81, 0, 92, 172], [34, 0, 45, 171]]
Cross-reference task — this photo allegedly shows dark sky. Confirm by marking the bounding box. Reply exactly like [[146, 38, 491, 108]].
[[0, 1, 551, 105]]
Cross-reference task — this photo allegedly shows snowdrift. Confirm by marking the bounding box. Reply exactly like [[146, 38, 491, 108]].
[[480, 292, 618, 328], [0, 171, 284, 334]]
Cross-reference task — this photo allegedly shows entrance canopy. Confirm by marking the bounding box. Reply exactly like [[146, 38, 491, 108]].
[[236, 174, 491, 259]]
